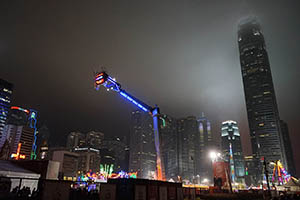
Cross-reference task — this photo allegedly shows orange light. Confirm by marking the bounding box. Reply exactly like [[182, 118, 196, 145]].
[[96, 73, 104, 78], [96, 79, 104, 85], [11, 143, 26, 160]]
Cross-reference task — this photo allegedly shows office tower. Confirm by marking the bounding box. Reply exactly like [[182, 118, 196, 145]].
[[160, 114, 178, 181], [101, 136, 129, 172], [86, 131, 104, 150], [3, 125, 35, 160], [0, 79, 13, 139], [74, 147, 101, 173], [221, 120, 245, 184], [197, 113, 213, 182], [0, 106, 35, 160], [177, 116, 198, 184], [238, 18, 286, 172], [0, 106, 29, 150], [37, 124, 50, 160], [129, 110, 156, 179], [66, 132, 86, 149], [100, 148, 116, 166], [280, 120, 296, 176]]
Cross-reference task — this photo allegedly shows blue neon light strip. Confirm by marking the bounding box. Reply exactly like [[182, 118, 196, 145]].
[[29, 110, 38, 160], [119, 91, 149, 112]]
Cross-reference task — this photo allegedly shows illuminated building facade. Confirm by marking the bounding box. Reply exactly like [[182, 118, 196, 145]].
[[160, 114, 178, 181], [221, 120, 245, 184], [51, 149, 79, 180], [86, 131, 104, 150], [129, 110, 156, 179], [2, 124, 35, 160], [280, 120, 296, 176], [197, 113, 213, 182], [244, 155, 260, 186], [36, 124, 50, 160], [66, 132, 86, 149], [177, 116, 198, 183], [101, 136, 129, 172], [74, 147, 101, 173], [0, 106, 36, 160], [238, 18, 287, 175], [0, 79, 13, 141], [67, 131, 104, 151]]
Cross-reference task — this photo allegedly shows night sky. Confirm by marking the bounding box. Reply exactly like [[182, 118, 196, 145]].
[[1, 1, 300, 176]]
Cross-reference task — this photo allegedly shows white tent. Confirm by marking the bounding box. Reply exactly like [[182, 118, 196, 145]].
[[0, 160, 40, 192]]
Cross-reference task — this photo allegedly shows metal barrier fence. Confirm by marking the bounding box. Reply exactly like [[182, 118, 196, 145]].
[[0, 176, 274, 200]]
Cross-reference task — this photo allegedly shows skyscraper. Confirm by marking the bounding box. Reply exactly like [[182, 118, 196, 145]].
[[280, 120, 296, 176], [129, 110, 156, 179], [0, 106, 35, 160], [160, 114, 178, 181], [197, 113, 213, 182], [238, 18, 287, 172], [101, 136, 129, 172], [74, 147, 101, 173], [86, 131, 104, 150], [66, 132, 86, 149], [0, 79, 13, 140], [177, 116, 198, 183], [36, 124, 50, 160], [221, 120, 245, 184]]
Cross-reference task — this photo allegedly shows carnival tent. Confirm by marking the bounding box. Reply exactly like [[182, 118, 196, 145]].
[[0, 160, 40, 191]]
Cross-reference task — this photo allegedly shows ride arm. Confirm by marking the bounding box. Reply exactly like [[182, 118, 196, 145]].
[[94, 71, 153, 113]]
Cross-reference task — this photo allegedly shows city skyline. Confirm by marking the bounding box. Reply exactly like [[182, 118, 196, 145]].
[[1, 1, 300, 176]]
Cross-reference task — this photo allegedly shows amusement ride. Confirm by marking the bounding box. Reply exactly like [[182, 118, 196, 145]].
[[93, 71, 165, 181]]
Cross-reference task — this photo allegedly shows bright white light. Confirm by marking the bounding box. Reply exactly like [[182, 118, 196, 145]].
[[202, 178, 209, 183], [209, 151, 217, 161], [106, 89, 109, 91], [217, 153, 221, 157]]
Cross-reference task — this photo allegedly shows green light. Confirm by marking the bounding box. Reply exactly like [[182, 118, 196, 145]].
[[160, 117, 166, 127], [246, 171, 248, 175]]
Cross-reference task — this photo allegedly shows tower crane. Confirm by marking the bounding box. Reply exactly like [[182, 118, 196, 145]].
[[94, 71, 165, 181]]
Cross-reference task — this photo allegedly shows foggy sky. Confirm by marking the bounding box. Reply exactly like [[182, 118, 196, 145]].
[[1, 1, 300, 176]]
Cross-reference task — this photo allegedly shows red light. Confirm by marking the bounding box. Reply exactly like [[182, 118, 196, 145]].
[[11, 106, 30, 114], [11, 106, 20, 110]]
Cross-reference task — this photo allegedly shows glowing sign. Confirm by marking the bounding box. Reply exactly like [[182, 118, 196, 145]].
[[11, 143, 26, 160]]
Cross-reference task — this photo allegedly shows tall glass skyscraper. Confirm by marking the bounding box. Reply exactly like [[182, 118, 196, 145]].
[[129, 110, 156, 179], [0, 79, 13, 143], [238, 18, 287, 172], [177, 116, 198, 183], [221, 120, 245, 184], [197, 113, 212, 182], [280, 120, 296, 176], [160, 114, 178, 181]]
